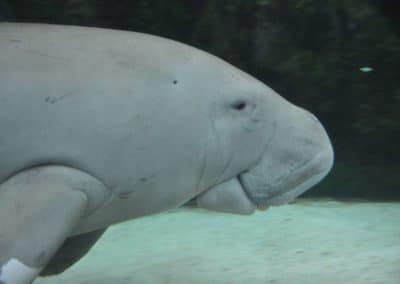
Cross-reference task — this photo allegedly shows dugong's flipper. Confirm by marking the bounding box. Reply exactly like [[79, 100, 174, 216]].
[[40, 227, 107, 276], [0, 166, 106, 284]]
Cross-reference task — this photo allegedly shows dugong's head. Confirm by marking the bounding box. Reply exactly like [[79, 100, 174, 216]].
[[103, 32, 333, 215], [182, 50, 334, 214]]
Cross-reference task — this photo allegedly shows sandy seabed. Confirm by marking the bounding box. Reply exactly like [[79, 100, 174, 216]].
[[36, 199, 400, 284]]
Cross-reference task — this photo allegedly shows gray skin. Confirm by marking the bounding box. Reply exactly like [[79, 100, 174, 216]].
[[0, 23, 333, 283]]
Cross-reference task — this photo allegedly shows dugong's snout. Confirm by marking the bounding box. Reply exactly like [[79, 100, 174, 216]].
[[239, 106, 334, 208]]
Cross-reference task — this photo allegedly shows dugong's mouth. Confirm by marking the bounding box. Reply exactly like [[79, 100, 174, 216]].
[[194, 148, 333, 215], [238, 150, 334, 209]]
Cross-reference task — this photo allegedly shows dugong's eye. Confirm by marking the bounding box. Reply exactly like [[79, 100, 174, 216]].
[[231, 100, 247, 111]]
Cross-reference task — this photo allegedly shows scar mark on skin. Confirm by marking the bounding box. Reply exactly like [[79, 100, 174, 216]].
[[117, 174, 155, 199], [139, 173, 156, 183], [10, 39, 22, 43], [45, 91, 77, 104], [118, 191, 132, 199], [24, 49, 68, 62]]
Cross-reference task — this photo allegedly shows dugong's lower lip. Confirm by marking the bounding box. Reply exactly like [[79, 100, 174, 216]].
[[235, 176, 268, 211]]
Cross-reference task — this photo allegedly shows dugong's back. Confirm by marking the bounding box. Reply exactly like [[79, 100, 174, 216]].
[[0, 23, 203, 185]]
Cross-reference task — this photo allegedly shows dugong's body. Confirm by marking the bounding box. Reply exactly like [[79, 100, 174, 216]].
[[0, 23, 333, 283]]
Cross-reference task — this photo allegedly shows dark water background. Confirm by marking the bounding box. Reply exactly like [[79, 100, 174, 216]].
[[1, 0, 399, 200]]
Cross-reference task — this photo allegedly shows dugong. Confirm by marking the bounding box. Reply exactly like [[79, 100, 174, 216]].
[[0, 23, 333, 283]]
